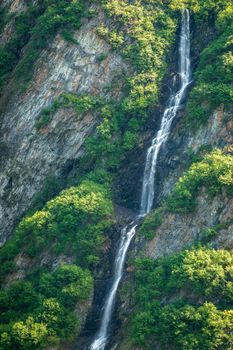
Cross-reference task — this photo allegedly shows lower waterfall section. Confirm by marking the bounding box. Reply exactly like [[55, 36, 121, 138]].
[[89, 9, 191, 350], [90, 224, 137, 350]]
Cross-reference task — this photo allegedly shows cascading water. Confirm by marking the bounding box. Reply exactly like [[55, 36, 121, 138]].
[[140, 9, 191, 215], [89, 9, 191, 350], [89, 224, 137, 350]]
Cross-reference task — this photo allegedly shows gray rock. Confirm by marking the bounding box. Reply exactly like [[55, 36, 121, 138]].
[[0, 8, 130, 244]]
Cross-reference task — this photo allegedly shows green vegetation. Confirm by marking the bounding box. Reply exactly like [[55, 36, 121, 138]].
[[0, 0, 85, 91], [199, 220, 233, 244], [100, 0, 177, 115], [96, 53, 108, 63], [1, 1, 233, 348], [71, 0, 177, 173], [35, 93, 102, 129], [166, 149, 233, 213], [0, 6, 41, 90], [186, 23, 233, 128], [139, 208, 163, 240], [0, 7, 8, 34], [79, 0, 232, 174], [138, 148, 233, 241], [168, 1, 233, 128], [168, 0, 232, 14], [29, 176, 65, 213], [0, 179, 113, 281], [0, 177, 114, 348], [0, 264, 92, 349], [131, 247, 233, 349]]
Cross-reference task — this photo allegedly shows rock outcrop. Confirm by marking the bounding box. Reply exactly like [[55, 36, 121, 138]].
[[0, 6, 130, 244]]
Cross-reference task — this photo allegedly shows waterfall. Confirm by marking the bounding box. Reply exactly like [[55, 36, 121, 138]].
[[89, 9, 191, 350], [140, 9, 191, 215], [89, 224, 137, 350]]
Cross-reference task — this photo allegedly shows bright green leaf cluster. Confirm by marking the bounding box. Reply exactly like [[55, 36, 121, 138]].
[[0, 264, 92, 349], [0, 180, 113, 284], [131, 247, 233, 349], [139, 207, 164, 240], [100, 0, 177, 114], [166, 149, 233, 213]]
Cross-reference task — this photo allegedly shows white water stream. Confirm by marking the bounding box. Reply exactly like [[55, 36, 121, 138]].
[[89, 9, 191, 350], [140, 9, 191, 214]]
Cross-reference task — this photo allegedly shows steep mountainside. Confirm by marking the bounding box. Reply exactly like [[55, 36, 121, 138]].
[[0, 1, 232, 350]]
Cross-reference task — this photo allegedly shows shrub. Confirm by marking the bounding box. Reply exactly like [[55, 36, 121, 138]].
[[139, 208, 163, 240], [36, 93, 103, 129], [96, 53, 108, 63], [166, 149, 233, 213], [183, 6, 233, 128], [0, 264, 91, 348], [131, 247, 233, 349], [39, 264, 93, 307], [11, 317, 48, 349], [0, 0, 85, 90], [0, 179, 113, 286], [100, 0, 177, 115]]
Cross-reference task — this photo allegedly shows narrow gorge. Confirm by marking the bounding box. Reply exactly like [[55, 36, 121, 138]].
[[0, 1, 232, 350]]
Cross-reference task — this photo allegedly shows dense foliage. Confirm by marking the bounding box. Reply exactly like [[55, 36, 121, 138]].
[[0, 264, 92, 349], [139, 149, 233, 241], [0, 179, 113, 282], [0, 0, 84, 91], [0, 179, 113, 348], [166, 149, 233, 213], [169, 1, 233, 127], [100, 0, 177, 114], [131, 247, 233, 349], [35, 93, 103, 129], [139, 208, 163, 240], [186, 22, 233, 127], [1, 1, 233, 348], [75, 0, 178, 172]]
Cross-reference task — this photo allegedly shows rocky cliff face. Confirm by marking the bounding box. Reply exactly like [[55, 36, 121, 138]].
[[0, 3, 130, 245], [108, 105, 233, 350], [0, 0, 27, 46], [0, 1, 232, 349], [142, 105, 233, 257]]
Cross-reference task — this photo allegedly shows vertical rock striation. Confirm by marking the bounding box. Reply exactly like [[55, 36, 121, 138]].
[[0, 8, 130, 244]]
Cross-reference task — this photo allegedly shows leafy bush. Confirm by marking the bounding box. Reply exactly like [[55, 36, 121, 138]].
[[39, 264, 93, 307], [11, 316, 48, 349], [182, 3, 233, 128], [35, 93, 102, 129], [0, 0, 85, 90], [131, 247, 233, 349], [0, 6, 41, 89], [96, 53, 108, 63], [168, 1, 233, 128], [168, 0, 231, 14], [0, 180, 113, 285], [139, 208, 163, 240], [100, 0, 177, 115], [0, 264, 90, 349], [166, 149, 233, 213], [21, 180, 112, 262]]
